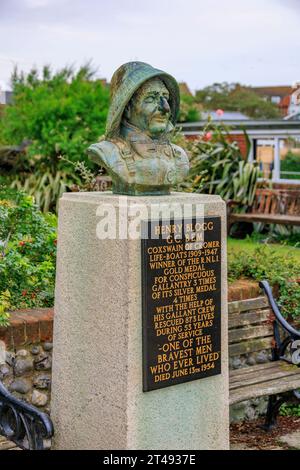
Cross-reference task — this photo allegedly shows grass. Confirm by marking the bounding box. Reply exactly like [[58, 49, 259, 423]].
[[228, 237, 300, 262]]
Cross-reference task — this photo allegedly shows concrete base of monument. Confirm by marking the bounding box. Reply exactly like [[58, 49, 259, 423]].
[[51, 191, 229, 450]]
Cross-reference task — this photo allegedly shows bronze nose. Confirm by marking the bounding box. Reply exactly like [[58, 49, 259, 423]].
[[159, 96, 170, 114]]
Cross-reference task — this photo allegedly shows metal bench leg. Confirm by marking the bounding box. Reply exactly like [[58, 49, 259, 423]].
[[263, 394, 286, 431]]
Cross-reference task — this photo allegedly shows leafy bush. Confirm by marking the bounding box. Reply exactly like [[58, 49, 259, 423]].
[[281, 151, 300, 180], [178, 94, 201, 123], [195, 82, 281, 119], [179, 119, 259, 206], [0, 187, 57, 326], [280, 403, 300, 417], [228, 244, 300, 321], [0, 64, 110, 211]]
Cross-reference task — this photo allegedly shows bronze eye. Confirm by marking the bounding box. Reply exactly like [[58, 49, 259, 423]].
[[144, 95, 156, 103]]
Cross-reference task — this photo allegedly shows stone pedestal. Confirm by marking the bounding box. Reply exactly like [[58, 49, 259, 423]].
[[51, 192, 229, 450]]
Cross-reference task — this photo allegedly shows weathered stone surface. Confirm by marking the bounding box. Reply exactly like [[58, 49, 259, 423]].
[[256, 351, 268, 364], [31, 390, 48, 407], [5, 352, 15, 366], [31, 346, 41, 355], [14, 358, 33, 376], [246, 355, 256, 366], [232, 358, 242, 369], [0, 364, 11, 379], [9, 378, 31, 394], [51, 192, 229, 450], [33, 374, 51, 390], [278, 430, 300, 449], [34, 353, 51, 370], [230, 402, 247, 422], [16, 349, 28, 358]]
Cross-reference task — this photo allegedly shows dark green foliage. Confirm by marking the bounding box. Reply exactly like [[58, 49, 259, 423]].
[[281, 151, 300, 180], [0, 64, 110, 211], [179, 119, 259, 206], [228, 244, 300, 321], [0, 187, 57, 325], [280, 403, 300, 417], [178, 94, 201, 123], [195, 82, 281, 119]]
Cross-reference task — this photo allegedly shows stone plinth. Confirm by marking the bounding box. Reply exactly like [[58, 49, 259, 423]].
[[51, 192, 229, 450]]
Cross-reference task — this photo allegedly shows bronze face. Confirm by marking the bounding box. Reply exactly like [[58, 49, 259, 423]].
[[124, 78, 171, 138]]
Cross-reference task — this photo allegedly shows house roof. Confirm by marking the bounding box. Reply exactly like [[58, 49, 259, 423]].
[[252, 86, 293, 97], [179, 82, 193, 96]]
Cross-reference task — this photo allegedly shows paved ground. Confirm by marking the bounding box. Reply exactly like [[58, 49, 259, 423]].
[[1, 426, 299, 450], [230, 416, 300, 450], [278, 430, 300, 450], [0, 436, 20, 450]]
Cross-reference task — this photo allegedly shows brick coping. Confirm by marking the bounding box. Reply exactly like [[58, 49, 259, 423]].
[[0, 280, 260, 349]]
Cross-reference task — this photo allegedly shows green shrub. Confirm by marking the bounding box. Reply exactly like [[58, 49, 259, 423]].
[[195, 82, 281, 119], [0, 64, 110, 211], [281, 151, 300, 180], [178, 94, 201, 123], [179, 119, 259, 206], [0, 187, 57, 326], [280, 403, 300, 417], [228, 244, 300, 321]]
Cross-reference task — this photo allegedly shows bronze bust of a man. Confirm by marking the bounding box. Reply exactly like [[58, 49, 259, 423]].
[[87, 62, 189, 195]]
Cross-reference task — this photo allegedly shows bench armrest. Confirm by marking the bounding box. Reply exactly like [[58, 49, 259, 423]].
[[0, 380, 54, 449], [260, 280, 300, 365], [259, 280, 300, 339]]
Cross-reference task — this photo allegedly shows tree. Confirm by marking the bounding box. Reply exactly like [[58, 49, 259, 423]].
[[0, 64, 110, 212], [195, 82, 281, 119], [178, 94, 201, 122], [0, 64, 110, 172]]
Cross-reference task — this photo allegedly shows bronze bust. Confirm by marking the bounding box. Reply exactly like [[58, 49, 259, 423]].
[[87, 62, 189, 195]]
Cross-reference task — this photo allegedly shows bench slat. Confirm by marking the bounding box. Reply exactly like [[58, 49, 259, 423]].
[[229, 324, 273, 344], [229, 361, 280, 378], [228, 310, 271, 328], [229, 337, 273, 356], [230, 363, 300, 389], [230, 213, 300, 226], [228, 297, 269, 315], [230, 374, 300, 405]]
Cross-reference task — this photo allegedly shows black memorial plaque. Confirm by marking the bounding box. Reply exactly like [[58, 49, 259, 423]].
[[142, 217, 222, 392]]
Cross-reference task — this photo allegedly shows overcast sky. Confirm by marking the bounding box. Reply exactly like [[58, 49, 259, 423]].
[[0, 0, 299, 92]]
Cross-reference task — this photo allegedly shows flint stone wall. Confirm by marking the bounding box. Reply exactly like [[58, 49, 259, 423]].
[[0, 308, 53, 413], [0, 281, 269, 421]]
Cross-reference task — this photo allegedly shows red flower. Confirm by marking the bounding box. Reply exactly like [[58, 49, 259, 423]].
[[204, 131, 212, 141], [19, 241, 25, 247], [216, 109, 224, 116], [21, 290, 28, 297]]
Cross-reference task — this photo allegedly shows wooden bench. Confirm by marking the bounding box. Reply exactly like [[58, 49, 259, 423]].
[[228, 189, 300, 233], [229, 280, 300, 429]]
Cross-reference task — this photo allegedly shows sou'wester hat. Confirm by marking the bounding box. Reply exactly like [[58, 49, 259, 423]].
[[105, 61, 180, 138]]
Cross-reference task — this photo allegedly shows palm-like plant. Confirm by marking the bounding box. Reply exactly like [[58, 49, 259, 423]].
[[181, 119, 259, 206]]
